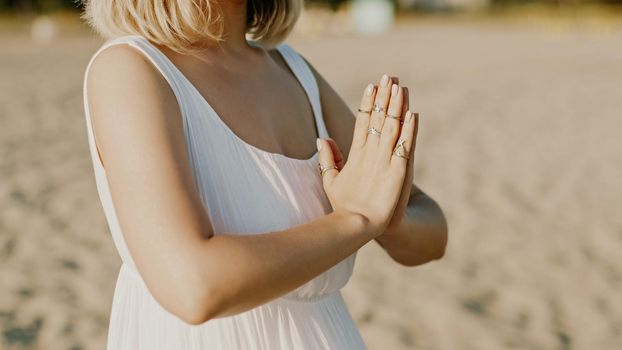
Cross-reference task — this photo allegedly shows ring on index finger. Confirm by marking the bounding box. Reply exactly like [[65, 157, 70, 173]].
[[357, 108, 372, 113]]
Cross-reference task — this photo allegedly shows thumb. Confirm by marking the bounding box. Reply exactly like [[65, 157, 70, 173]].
[[326, 137, 345, 170], [316, 138, 338, 187]]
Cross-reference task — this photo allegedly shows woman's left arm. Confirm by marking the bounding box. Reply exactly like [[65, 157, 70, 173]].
[[375, 183, 448, 266], [303, 56, 448, 266]]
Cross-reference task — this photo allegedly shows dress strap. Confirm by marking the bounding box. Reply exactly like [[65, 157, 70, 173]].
[[274, 44, 330, 140]]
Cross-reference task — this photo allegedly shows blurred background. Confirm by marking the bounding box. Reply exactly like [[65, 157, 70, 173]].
[[1, 0, 621, 349]]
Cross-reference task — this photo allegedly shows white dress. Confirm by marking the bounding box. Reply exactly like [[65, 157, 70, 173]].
[[82, 35, 365, 349]]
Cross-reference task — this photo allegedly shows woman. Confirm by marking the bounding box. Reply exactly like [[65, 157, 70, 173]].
[[82, 0, 447, 349]]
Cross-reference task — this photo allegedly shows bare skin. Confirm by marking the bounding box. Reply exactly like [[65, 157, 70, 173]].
[[86, 0, 446, 326], [308, 69, 448, 265]]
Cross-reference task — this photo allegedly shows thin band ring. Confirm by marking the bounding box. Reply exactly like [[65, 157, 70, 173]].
[[372, 103, 385, 113], [367, 127, 382, 136], [357, 108, 372, 114], [318, 163, 338, 176], [386, 114, 401, 121]]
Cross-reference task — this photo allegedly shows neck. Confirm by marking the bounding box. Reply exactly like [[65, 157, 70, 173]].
[[200, 0, 255, 57]]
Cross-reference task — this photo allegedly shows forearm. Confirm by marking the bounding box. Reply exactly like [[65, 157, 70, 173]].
[[189, 209, 374, 322], [375, 193, 448, 266]]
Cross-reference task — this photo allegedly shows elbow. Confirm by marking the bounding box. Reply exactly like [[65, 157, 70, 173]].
[[429, 209, 448, 262], [165, 267, 225, 325], [428, 199, 448, 262], [177, 309, 217, 326], [431, 243, 446, 261], [396, 247, 444, 267], [400, 221, 448, 267], [174, 298, 217, 326], [431, 218, 449, 261]]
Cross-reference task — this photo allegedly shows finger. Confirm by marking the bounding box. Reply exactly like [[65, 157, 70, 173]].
[[405, 113, 417, 177], [394, 87, 413, 183], [316, 138, 339, 187], [406, 131, 415, 178], [390, 110, 419, 170], [401, 87, 413, 173], [326, 137, 345, 170], [380, 84, 404, 153], [351, 83, 376, 150], [401, 86, 409, 127], [368, 74, 393, 145]]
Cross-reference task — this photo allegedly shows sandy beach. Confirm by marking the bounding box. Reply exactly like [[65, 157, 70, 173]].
[[1, 12, 621, 349]]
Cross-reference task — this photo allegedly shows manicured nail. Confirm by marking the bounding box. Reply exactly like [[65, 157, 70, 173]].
[[391, 84, 398, 97], [316, 138, 322, 151], [406, 110, 413, 122], [380, 74, 389, 87], [365, 83, 374, 96]]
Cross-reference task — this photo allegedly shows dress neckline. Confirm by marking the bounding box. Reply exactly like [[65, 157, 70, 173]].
[[133, 36, 321, 164]]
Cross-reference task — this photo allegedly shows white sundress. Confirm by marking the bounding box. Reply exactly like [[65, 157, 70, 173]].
[[82, 35, 365, 349]]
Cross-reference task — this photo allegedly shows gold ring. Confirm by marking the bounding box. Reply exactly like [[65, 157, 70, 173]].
[[357, 108, 372, 113], [318, 163, 338, 176], [386, 114, 401, 120]]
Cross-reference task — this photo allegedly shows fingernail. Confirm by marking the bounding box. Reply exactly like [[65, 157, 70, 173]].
[[391, 84, 398, 97], [406, 110, 413, 122], [365, 83, 374, 96], [380, 74, 389, 87], [316, 138, 322, 151]]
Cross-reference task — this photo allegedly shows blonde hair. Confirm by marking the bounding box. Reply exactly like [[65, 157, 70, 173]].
[[81, 0, 302, 53]]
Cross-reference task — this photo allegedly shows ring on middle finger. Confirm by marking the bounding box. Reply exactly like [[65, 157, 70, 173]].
[[367, 127, 382, 136], [373, 103, 385, 113]]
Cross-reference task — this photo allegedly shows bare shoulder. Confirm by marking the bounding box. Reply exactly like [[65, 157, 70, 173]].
[[87, 43, 162, 94], [299, 54, 356, 160], [86, 43, 178, 125], [86, 43, 184, 167]]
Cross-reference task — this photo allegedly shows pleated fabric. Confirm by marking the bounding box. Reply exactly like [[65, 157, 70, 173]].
[[82, 35, 364, 349]]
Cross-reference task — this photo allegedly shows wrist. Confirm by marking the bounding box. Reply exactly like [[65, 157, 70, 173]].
[[331, 209, 379, 239]]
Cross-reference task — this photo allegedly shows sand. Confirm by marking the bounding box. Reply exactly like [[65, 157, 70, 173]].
[[1, 13, 621, 350]]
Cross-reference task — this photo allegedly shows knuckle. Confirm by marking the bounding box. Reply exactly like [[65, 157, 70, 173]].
[[371, 114, 382, 125], [383, 121, 396, 135]]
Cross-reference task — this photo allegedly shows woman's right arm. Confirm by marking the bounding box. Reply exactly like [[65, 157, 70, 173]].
[[86, 45, 414, 325]]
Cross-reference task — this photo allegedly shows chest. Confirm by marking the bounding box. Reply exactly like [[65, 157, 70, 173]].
[[172, 53, 319, 160]]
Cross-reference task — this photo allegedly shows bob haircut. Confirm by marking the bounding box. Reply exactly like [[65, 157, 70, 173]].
[[81, 0, 302, 53]]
